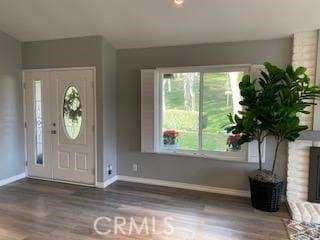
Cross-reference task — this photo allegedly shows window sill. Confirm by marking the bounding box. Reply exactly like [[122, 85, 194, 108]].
[[155, 149, 248, 163]]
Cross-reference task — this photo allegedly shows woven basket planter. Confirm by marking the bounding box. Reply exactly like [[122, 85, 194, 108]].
[[249, 177, 283, 212]]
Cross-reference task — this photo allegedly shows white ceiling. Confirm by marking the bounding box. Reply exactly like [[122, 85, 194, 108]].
[[0, 0, 319, 49]]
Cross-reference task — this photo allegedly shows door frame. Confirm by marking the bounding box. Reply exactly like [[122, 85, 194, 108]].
[[22, 67, 97, 187]]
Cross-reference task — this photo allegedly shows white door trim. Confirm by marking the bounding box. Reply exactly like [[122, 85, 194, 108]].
[[22, 67, 98, 187]]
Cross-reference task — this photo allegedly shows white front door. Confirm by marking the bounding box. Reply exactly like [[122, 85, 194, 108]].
[[51, 70, 95, 184], [24, 69, 95, 185]]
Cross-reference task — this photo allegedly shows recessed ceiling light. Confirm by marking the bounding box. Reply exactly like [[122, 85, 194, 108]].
[[174, 0, 184, 6]]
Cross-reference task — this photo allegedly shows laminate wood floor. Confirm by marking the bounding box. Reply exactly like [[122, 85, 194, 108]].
[[0, 178, 289, 240]]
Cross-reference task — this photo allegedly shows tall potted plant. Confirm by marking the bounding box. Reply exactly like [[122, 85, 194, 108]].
[[226, 62, 320, 212]]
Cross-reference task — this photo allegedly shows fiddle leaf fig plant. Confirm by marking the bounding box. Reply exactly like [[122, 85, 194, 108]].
[[226, 62, 320, 181]]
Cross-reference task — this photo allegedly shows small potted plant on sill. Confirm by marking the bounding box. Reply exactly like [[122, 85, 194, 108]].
[[163, 130, 180, 148], [226, 62, 320, 212], [226, 133, 242, 152]]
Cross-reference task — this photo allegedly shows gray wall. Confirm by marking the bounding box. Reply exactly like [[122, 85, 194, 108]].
[[116, 38, 292, 190], [0, 31, 25, 180], [21, 36, 292, 190], [102, 39, 117, 181], [22, 36, 117, 182]]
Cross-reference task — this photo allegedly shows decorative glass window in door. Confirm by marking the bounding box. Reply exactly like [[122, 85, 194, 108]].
[[63, 86, 82, 139], [34, 81, 43, 165]]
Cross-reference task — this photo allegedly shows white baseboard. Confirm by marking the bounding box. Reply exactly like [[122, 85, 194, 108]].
[[96, 175, 118, 188], [21, 173, 250, 198], [0, 172, 26, 187], [116, 175, 250, 198]]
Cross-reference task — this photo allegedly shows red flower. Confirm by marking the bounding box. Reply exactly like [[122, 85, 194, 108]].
[[227, 133, 242, 144], [163, 130, 180, 137]]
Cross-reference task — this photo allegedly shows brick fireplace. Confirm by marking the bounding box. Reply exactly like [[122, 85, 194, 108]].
[[286, 30, 320, 224], [287, 135, 320, 223]]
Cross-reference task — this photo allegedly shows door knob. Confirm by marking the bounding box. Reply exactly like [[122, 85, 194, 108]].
[[51, 130, 57, 134], [52, 123, 56, 127]]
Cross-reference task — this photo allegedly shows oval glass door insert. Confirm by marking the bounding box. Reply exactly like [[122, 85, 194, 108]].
[[63, 86, 82, 139]]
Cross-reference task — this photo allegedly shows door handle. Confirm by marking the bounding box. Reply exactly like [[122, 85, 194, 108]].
[[51, 130, 57, 134]]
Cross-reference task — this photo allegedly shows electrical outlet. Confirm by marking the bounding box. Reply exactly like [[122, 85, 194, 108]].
[[107, 164, 112, 175], [132, 164, 138, 172]]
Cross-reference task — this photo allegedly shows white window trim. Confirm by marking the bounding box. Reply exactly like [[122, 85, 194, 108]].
[[154, 64, 251, 162]]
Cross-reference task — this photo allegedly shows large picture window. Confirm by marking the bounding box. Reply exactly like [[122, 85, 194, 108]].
[[158, 66, 249, 159]]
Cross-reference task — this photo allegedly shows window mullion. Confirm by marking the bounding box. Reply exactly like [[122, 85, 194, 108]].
[[198, 72, 204, 151], [157, 72, 162, 151]]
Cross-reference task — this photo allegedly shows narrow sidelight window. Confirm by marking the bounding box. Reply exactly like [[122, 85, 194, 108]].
[[34, 80, 43, 165]]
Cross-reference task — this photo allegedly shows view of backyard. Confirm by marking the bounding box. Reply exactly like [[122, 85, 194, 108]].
[[162, 71, 243, 152]]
